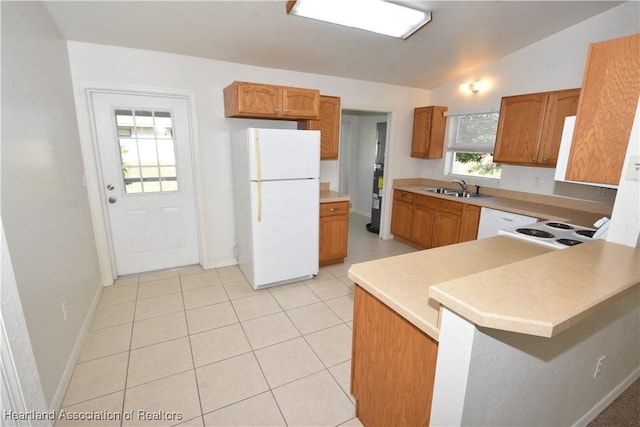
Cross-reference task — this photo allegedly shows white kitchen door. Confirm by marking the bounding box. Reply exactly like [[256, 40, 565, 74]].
[[91, 93, 199, 276]]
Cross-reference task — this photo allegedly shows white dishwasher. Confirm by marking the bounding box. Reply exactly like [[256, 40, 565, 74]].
[[477, 207, 538, 239]]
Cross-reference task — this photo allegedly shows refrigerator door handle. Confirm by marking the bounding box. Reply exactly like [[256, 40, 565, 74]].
[[255, 130, 263, 222]]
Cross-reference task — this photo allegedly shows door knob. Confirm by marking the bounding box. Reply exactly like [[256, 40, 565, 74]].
[[108, 197, 117, 204], [106, 184, 115, 191]]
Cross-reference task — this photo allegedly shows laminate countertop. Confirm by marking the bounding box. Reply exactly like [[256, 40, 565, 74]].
[[320, 190, 351, 203], [395, 184, 606, 228], [348, 237, 640, 340]]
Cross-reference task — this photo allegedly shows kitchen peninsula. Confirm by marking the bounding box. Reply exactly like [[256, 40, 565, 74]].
[[348, 236, 640, 425]]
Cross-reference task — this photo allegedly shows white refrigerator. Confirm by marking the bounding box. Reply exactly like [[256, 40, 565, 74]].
[[231, 128, 320, 289]]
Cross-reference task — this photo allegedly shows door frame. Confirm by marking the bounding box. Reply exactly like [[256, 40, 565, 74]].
[[77, 85, 206, 286]]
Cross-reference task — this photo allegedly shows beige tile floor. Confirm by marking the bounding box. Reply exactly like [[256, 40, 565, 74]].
[[57, 213, 415, 427]]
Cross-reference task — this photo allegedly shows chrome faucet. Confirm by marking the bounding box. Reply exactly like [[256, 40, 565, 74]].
[[452, 179, 467, 193]]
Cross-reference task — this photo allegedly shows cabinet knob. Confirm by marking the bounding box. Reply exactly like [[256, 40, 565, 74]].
[[329, 208, 337, 212], [542, 157, 547, 162], [532, 157, 536, 162], [274, 108, 279, 112]]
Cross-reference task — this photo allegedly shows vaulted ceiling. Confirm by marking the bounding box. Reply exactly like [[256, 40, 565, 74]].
[[44, 1, 623, 89]]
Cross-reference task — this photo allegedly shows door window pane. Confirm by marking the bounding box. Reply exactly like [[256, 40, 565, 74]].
[[115, 109, 179, 194]]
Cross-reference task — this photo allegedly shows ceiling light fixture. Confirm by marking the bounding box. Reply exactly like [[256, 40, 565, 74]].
[[286, 0, 432, 40]]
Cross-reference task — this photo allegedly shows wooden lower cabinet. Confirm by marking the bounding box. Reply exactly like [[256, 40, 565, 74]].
[[391, 190, 482, 248], [390, 190, 414, 242], [351, 285, 438, 426], [459, 204, 481, 243], [319, 201, 349, 266]]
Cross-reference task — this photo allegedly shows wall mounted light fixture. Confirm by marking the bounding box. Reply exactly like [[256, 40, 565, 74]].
[[460, 80, 488, 94]]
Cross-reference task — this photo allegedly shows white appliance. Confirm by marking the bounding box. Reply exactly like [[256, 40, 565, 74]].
[[231, 128, 320, 289], [554, 116, 618, 189], [498, 220, 597, 249], [477, 207, 538, 239]]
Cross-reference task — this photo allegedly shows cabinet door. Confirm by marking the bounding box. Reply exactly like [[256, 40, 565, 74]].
[[431, 210, 461, 248], [390, 200, 413, 241], [459, 204, 481, 242], [352, 285, 438, 427], [411, 106, 447, 159], [567, 34, 640, 185], [236, 82, 282, 116], [538, 88, 581, 166], [411, 205, 434, 249], [319, 214, 349, 264], [282, 87, 320, 119], [494, 93, 547, 165], [299, 95, 341, 159]]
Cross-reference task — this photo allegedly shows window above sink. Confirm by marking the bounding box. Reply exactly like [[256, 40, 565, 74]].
[[446, 112, 502, 180]]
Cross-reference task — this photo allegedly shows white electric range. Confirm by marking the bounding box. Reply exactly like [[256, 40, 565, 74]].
[[498, 220, 597, 249]]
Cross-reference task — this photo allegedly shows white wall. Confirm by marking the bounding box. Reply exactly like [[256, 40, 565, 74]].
[[66, 42, 430, 269], [1, 1, 102, 408], [432, 290, 640, 426], [429, 1, 639, 204]]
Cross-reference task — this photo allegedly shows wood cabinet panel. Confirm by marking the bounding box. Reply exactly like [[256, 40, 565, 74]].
[[538, 89, 581, 166], [390, 190, 414, 242], [494, 89, 580, 167], [282, 86, 320, 119], [224, 81, 319, 120], [459, 204, 481, 242], [410, 205, 434, 248], [319, 201, 349, 266], [431, 210, 461, 248], [411, 106, 448, 159], [298, 95, 341, 159], [567, 33, 640, 185], [352, 285, 438, 427]]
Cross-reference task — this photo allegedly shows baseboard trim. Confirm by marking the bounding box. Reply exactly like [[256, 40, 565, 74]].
[[49, 283, 103, 413], [203, 258, 238, 270], [573, 367, 640, 427]]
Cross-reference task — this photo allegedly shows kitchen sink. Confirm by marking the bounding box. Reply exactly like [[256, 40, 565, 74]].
[[422, 187, 484, 198]]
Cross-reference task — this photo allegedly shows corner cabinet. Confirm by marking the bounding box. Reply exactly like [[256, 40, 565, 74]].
[[351, 285, 438, 426], [298, 95, 341, 159], [493, 88, 580, 167], [411, 106, 448, 159], [567, 33, 640, 185], [319, 201, 349, 266], [223, 81, 320, 120]]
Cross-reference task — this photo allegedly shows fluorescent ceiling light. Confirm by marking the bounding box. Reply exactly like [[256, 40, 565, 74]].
[[287, 0, 431, 40]]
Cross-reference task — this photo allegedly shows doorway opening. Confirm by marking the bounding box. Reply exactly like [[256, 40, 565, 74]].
[[339, 109, 390, 238]]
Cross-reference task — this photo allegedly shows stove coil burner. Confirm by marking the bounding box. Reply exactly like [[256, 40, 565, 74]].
[[556, 238, 583, 247], [515, 228, 555, 239], [545, 222, 574, 230], [575, 229, 595, 238]]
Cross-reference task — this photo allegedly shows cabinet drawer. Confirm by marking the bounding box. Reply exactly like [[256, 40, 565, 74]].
[[415, 194, 463, 215], [394, 190, 414, 204], [320, 201, 349, 217]]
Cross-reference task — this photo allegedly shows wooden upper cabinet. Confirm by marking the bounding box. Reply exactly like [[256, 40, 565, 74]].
[[567, 33, 640, 185], [282, 86, 320, 119], [493, 89, 580, 167], [538, 89, 581, 166], [411, 106, 448, 159], [224, 81, 319, 120], [298, 95, 341, 159]]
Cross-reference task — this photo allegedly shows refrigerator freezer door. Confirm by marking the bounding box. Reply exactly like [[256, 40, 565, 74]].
[[239, 178, 320, 288], [247, 128, 320, 181]]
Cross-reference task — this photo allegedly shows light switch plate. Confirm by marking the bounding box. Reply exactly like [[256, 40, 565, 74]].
[[625, 155, 640, 181]]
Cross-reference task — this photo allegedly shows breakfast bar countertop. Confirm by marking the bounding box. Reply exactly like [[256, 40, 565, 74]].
[[348, 237, 640, 341]]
